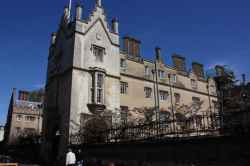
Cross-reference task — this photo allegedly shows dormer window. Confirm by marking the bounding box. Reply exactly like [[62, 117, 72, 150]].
[[145, 66, 150, 76], [120, 59, 126, 68], [93, 45, 105, 62], [170, 74, 177, 83], [120, 59, 127, 72], [158, 70, 165, 79]]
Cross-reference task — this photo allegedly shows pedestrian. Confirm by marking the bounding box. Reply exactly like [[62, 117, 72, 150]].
[[76, 149, 84, 166], [66, 148, 76, 166]]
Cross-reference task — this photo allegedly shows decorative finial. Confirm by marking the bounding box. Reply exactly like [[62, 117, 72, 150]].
[[112, 17, 119, 34]]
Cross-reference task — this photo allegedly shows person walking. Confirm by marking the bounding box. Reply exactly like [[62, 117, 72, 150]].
[[76, 149, 84, 166], [66, 148, 76, 166]]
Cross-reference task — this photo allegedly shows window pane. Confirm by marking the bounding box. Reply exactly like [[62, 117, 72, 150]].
[[192, 97, 200, 103], [144, 87, 152, 98], [95, 73, 104, 104], [93, 46, 104, 62], [158, 70, 165, 79], [191, 79, 198, 89], [159, 91, 168, 100], [121, 82, 128, 94], [120, 59, 127, 68], [171, 74, 177, 83], [145, 66, 150, 75], [97, 89, 103, 103], [174, 93, 180, 103], [97, 74, 103, 88]]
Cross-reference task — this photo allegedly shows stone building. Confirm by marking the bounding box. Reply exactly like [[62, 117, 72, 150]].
[[4, 89, 43, 144], [42, 0, 218, 161], [0, 126, 4, 142]]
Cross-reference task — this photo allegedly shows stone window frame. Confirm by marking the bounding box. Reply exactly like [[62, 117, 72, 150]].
[[174, 93, 181, 104], [159, 90, 169, 101], [170, 74, 177, 83], [144, 87, 152, 98], [92, 45, 105, 62], [192, 97, 200, 104], [120, 82, 128, 94], [120, 59, 127, 68], [16, 114, 22, 121], [191, 79, 198, 89], [120, 106, 129, 124], [94, 72, 105, 105], [158, 70, 165, 79], [24, 115, 36, 122], [120, 59, 128, 72], [144, 66, 150, 77], [91, 71, 106, 104]]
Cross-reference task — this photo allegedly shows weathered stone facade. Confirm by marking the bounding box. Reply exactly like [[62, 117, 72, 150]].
[[43, 0, 218, 161]]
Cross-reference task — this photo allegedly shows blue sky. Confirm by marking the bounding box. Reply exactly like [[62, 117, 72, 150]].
[[0, 0, 250, 125]]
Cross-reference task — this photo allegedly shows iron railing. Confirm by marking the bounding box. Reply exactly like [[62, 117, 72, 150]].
[[70, 111, 250, 145]]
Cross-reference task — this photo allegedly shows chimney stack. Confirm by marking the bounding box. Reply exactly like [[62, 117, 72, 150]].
[[76, 3, 83, 20], [192, 62, 205, 78], [242, 74, 246, 85], [18, 91, 30, 101], [12, 88, 16, 105], [112, 17, 119, 34], [51, 32, 57, 45], [123, 36, 141, 58], [155, 47, 164, 63], [172, 54, 186, 72]]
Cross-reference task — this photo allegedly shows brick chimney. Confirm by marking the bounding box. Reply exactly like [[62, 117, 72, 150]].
[[192, 62, 205, 78], [123, 36, 141, 58], [155, 47, 164, 63], [18, 90, 30, 101], [172, 54, 186, 72]]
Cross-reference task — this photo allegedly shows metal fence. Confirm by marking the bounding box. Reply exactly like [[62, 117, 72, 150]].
[[70, 111, 250, 145]]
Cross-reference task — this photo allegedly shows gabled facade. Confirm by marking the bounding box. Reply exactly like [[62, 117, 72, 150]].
[[43, 0, 218, 161], [4, 89, 43, 144], [43, 0, 120, 161]]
